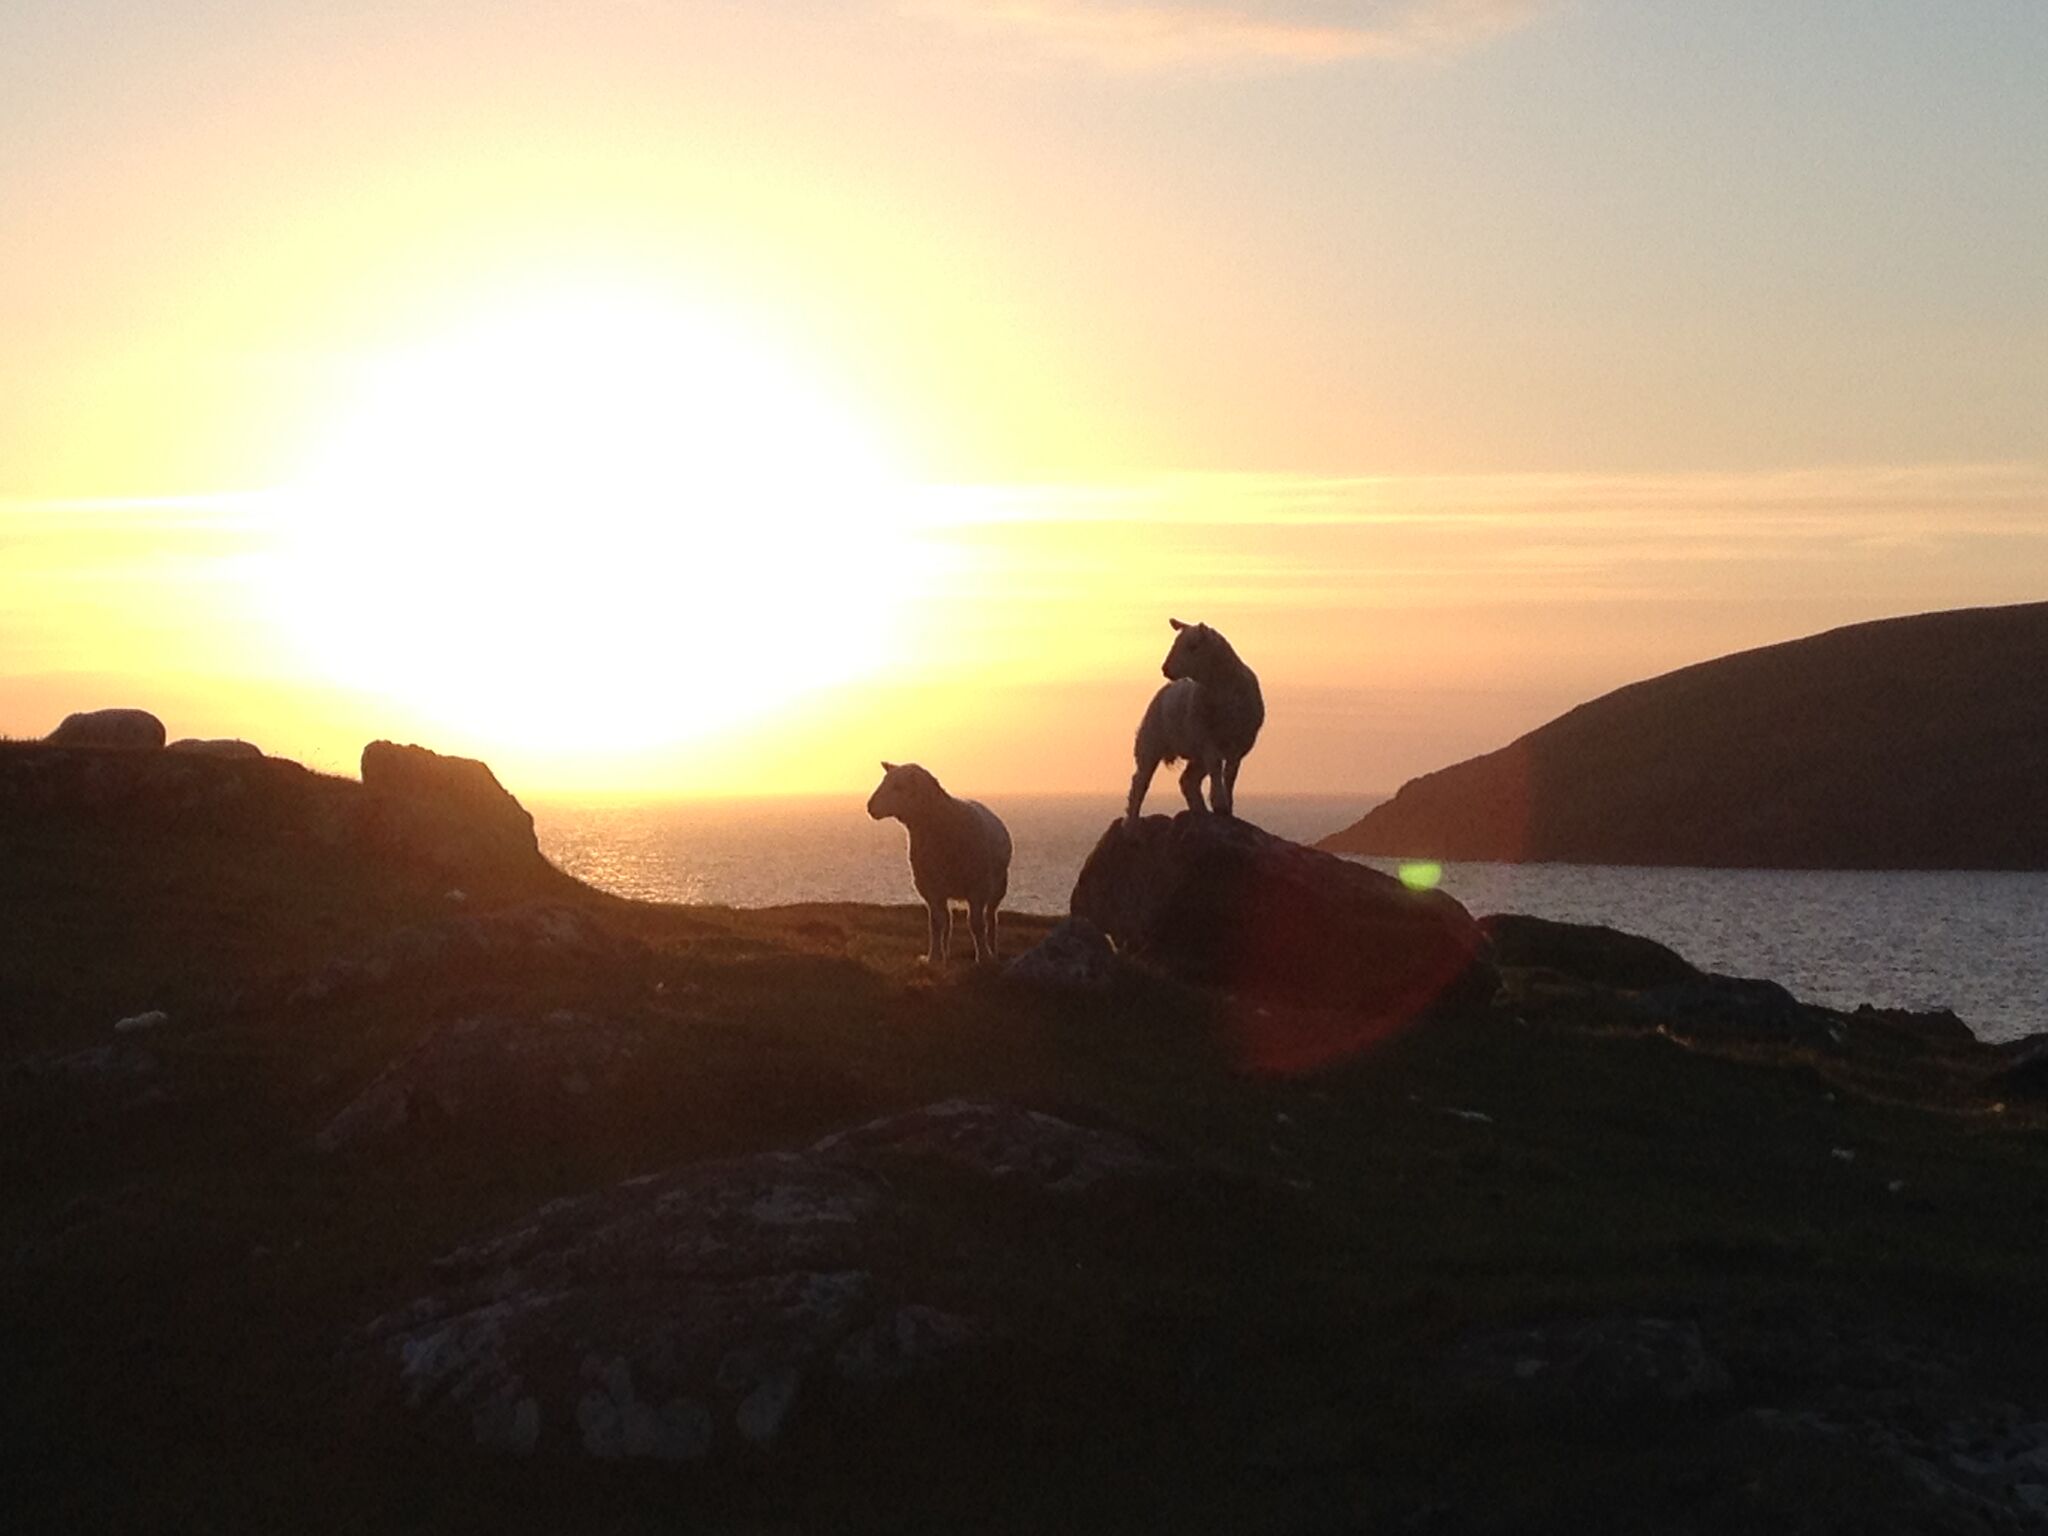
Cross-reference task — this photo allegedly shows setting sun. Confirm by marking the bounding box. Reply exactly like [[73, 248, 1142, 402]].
[[264, 283, 923, 765]]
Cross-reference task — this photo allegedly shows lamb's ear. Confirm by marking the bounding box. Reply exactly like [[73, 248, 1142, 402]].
[[1169, 617, 1187, 631], [880, 761, 899, 774]]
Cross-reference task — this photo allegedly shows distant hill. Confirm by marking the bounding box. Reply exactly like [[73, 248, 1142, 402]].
[[1318, 602, 2048, 869]]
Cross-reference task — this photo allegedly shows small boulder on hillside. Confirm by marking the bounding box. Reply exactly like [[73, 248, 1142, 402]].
[[44, 708, 165, 750], [1070, 813, 1494, 1035], [168, 737, 262, 759]]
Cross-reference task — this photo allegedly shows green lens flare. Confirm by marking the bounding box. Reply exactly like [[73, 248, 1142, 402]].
[[1398, 860, 1443, 891]]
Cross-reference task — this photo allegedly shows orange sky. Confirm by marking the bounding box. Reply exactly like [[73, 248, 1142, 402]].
[[4, 2, 2044, 800]]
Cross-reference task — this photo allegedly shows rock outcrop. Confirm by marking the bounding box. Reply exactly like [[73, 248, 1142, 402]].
[[1486, 913, 2000, 1074], [1070, 812, 1494, 1065], [44, 707, 165, 750], [1320, 601, 2048, 869], [1480, 913, 1698, 992], [0, 733, 555, 896], [360, 740, 540, 875]]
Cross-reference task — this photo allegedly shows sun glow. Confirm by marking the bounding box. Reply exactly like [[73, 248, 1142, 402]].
[[265, 284, 923, 770]]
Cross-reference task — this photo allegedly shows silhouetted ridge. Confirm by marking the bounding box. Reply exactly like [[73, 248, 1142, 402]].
[[0, 734, 551, 882], [1319, 601, 2048, 869]]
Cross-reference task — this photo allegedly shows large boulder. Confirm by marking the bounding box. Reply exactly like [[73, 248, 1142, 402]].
[[359, 740, 540, 874], [1070, 813, 1494, 1061], [44, 708, 165, 750]]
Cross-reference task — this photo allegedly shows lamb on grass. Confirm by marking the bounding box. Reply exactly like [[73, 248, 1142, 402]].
[[867, 762, 1013, 968], [1126, 618, 1265, 828]]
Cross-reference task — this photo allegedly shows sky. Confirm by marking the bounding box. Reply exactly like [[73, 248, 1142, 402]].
[[3, 0, 2044, 800]]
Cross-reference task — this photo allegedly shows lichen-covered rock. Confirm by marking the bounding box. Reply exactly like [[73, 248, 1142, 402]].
[[832, 1306, 983, 1388], [357, 1101, 1182, 1461], [1442, 1316, 1732, 1411], [810, 1098, 1173, 1195], [45, 708, 165, 750]]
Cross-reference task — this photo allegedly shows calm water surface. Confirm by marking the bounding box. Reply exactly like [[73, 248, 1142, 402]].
[[535, 795, 2048, 1043]]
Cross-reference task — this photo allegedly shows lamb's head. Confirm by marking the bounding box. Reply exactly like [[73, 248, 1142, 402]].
[[867, 761, 943, 822], [1162, 617, 1232, 682]]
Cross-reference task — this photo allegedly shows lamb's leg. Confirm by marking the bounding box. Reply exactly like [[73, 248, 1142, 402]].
[[925, 899, 951, 969], [1216, 755, 1241, 817], [1126, 754, 1162, 828], [967, 900, 990, 963], [987, 902, 1000, 962], [1178, 758, 1209, 814]]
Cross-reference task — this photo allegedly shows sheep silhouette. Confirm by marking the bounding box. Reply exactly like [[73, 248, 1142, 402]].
[[867, 762, 1013, 967], [1126, 618, 1264, 827]]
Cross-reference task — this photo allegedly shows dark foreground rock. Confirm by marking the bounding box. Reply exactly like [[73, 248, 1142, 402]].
[[1484, 912, 2003, 1079], [1996, 1035, 2048, 1101], [1071, 812, 1494, 1036], [1439, 1308, 2048, 1532], [316, 1008, 652, 1153], [1442, 1315, 1731, 1411], [1481, 912, 1699, 991], [358, 1100, 1178, 1461]]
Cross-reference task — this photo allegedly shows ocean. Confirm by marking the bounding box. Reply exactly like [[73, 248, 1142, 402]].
[[534, 794, 2048, 1045]]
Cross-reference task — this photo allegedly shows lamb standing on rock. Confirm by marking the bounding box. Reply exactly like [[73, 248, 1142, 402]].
[[1126, 618, 1264, 828], [867, 763, 1012, 968]]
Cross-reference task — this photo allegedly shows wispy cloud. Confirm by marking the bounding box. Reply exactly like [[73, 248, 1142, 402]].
[[913, 462, 2048, 536], [909, 0, 1552, 69]]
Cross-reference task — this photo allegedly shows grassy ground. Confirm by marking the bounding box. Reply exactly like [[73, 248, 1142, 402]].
[[4, 800, 2047, 1533]]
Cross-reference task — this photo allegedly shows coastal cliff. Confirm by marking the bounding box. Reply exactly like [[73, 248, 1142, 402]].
[[1320, 600, 2048, 868]]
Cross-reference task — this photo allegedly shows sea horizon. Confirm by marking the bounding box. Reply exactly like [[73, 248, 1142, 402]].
[[534, 795, 2048, 1046]]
